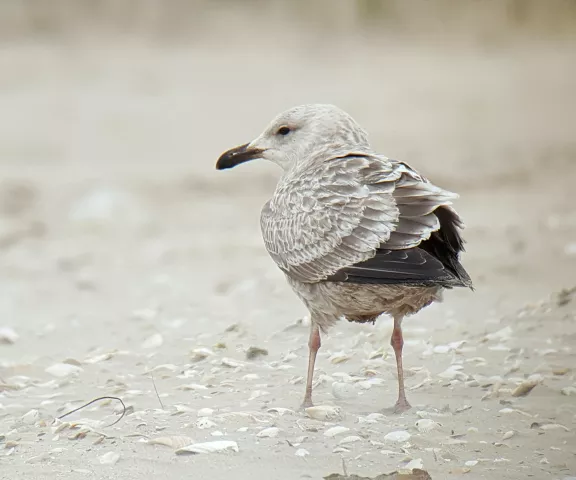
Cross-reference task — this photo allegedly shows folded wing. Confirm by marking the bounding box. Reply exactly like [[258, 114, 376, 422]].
[[261, 154, 471, 287]]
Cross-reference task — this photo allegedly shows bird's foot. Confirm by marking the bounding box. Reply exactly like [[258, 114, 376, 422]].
[[393, 399, 412, 414], [300, 399, 314, 410]]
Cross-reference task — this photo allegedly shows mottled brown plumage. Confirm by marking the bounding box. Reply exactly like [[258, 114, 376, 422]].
[[216, 104, 471, 412]]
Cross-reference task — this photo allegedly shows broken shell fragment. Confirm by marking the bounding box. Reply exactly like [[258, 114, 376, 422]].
[[147, 436, 194, 449], [295, 448, 309, 457], [511, 376, 541, 397], [331, 382, 358, 400], [45, 363, 83, 378], [99, 451, 120, 465], [384, 430, 411, 443], [415, 419, 440, 433], [256, 427, 280, 438], [305, 405, 343, 421], [175, 441, 239, 455], [338, 435, 361, 445], [323, 426, 350, 437], [21, 409, 40, 425]]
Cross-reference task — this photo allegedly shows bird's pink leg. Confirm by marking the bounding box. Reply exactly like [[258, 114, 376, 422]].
[[390, 315, 411, 413], [302, 324, 321, 409]]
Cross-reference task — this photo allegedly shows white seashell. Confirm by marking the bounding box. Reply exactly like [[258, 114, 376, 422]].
[[416, 410, 451, 418], [465, 460, 478, 467], [502, 431, 515, 440], [455, 405, 472, 413], [338, 435, 361, 445], [403, 458, 423, 470], [384, 430, 411, 443], [175, 440, 239, 455], [366, 413, 385, 422], [438, 365, 466, 381], [196, 418, 217, 429], [380, 449, 399, 456], [45, 363, 83, 378], [249, 390, 270, 401], [141, 333, 163, 349], [256, 427, 279, 438], [0, 327, 18, 344], [173, 405, 194, 415], [415, 419, 440, 433], [211, 431, 224, 436], [190, 348, 214, 362], [179, 383, 208, 391], [441, 438, 468, 446], [561, 386, 576, 396], [242, 374, 260, 381], [99, 451, 120, 465], [540, 423, 570, 431], [331, 382, 358, 400], [329, 352, 351, 364], [84, 353, 114, 364], [72, 469, 92, 475], [324, 426, 350, 437], [22, 409, 40, 425], [282, 352, 298, 362], [332, 372, 352, 382], [358, 412, 385, 424], [498, 408, 515, 414], [332, 446, 349, 453], [295, 448, 309, 457], [147, 436, 194, 449], [221, 357, 243, 368], [357, 381, 373, 390], [267, 407, 295, 416], [316, 374, 334, 385], [305, 405, 343, 421], [197, 408, 214, 417], [433, 345, 451, 354]]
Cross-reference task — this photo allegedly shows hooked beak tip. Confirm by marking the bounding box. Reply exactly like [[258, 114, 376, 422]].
[[216, 143, 264, 170]]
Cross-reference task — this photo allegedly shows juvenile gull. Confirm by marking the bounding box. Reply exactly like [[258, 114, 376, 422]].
[[216, 104, 472, 412]]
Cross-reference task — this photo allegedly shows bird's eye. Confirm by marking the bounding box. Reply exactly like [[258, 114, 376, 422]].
[[277, 126, 291, 136]]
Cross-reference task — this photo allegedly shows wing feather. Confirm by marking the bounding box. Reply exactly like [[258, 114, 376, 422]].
[[261, 154, 399, 282], [260, 154, 469, 286]]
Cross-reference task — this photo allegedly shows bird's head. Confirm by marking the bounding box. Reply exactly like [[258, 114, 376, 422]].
[[216, 104, 370, 172]]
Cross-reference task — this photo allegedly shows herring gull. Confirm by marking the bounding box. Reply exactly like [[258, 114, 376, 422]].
[[216, 104, 472, 412]]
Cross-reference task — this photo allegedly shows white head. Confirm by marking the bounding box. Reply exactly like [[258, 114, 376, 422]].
[[216, 104, 370, 172]]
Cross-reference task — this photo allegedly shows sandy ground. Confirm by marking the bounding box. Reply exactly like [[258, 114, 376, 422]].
[[1, 22, 576, 480]]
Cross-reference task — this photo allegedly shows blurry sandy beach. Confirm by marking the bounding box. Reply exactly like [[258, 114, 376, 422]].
[[0, 1, 575, 479]]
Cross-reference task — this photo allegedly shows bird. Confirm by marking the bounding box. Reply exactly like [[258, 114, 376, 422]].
[[216, 104, 472, 413]]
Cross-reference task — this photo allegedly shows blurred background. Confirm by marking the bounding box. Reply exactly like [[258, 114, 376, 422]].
[[1, 0, 575, 356], [0, 0, 575, 354], [1, 1, 576, 478]]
